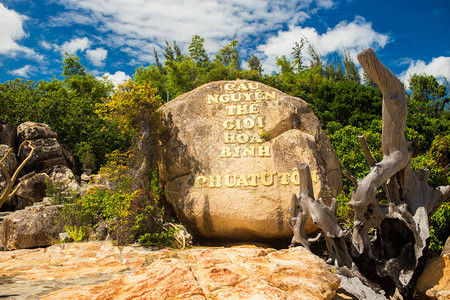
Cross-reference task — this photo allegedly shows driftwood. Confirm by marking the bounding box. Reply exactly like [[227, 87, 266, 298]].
[[289, 49, 450, 298], [0, 140, 35, 208]]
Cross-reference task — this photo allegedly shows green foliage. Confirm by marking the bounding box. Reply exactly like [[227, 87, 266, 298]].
[[138, 225, 179, 247], [411, 134, 450, 187], [189, 35, 210, 68], [328, 125, 382, 193], [409, 74, 449, 118], [0, 54, 129, 171], [215, 40, 240, 70], [65, 225, 87, 242], [342, 51, 360, 83], [336, 192, 353, 228], [56, 149, 177, 247], [96, 79, 162, 135], [76, 141, 96, 170], [429, 202, 450, 252]]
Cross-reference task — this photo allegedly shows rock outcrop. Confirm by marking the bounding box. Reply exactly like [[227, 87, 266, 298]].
[[15, 173, 49, 207], [0, 241, 340, 299], [158, 79, 342, 241], [0, 203, 64, 250], [0, 123, 16, 148], [416, 237, 450, 300], [0, 122, 78, 211]]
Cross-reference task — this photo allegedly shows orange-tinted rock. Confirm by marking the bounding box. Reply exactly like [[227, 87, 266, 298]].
[[0, 242, 340, 300], [416, 254, 450, 300]]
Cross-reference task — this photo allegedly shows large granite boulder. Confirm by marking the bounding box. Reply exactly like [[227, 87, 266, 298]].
[[158, 79, 342, 240], [0, 123, 16, 148], [0, 204, 64, 250]]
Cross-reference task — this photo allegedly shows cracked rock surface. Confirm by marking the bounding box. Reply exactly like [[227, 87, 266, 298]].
[[0, 241, 340, 299]]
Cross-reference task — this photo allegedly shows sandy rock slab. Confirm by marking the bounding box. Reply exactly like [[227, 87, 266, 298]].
[[0, 241, 340, 299]]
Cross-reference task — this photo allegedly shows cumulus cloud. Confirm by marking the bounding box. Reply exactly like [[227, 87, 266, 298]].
[[399, 56, 450, 87], [56, 0, 327, 64], [98, 71, 130, 88], [316, 0, 335, 9], [0, 3, 38, 58], [8, 65, 34, 77], [60, 37, 91, 54], [86, 47, 107, 66], [257, 16, 390, 73]]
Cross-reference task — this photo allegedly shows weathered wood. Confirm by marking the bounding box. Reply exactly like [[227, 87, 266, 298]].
[[289, 48, 450, 298], [0, 141, 35, 208], [289, 163, 352, 268]]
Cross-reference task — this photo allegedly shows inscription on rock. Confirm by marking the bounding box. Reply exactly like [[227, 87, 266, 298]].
[[158, 80, 341, 240], [196, 82, 300, 185]]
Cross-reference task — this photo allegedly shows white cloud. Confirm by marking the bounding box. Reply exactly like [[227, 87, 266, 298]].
[[399, 56, 450, 87], [316, 0, 335, 9], [60, 37, 91, 54], [98, 71, 130, 88], [56, 0, 325, 64], [257, 16, 390, 73], [39, 40, 53, 50], [0, 3, 38, 58], [8, 64, 34, 77], [86, 47, 107, 66]]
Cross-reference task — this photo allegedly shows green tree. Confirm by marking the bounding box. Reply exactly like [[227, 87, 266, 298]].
[[189, 35, 209, 67], [342, 51, 360, 83], [307, 43, 323, 74], [215, 40, 240, 70], [247, 55, 262, 75], [96, 79, 162, 187], [61, 53, 86, 77], [409, 74, 449, 117], [292, 39, 306, 73]]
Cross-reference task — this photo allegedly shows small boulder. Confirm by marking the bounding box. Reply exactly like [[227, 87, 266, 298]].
[[46, 165, 80, 193], [0, 144, 18, 175], [0, 123, 16, 148], [0, 204, 64, 250], [0, 145, 19, 210], [18, 138, 67, 173], [16, 122, 57, 145], [15, 173, 49, 208]]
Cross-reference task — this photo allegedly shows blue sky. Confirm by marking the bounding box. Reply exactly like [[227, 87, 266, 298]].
[[1, 0, 449, 87]]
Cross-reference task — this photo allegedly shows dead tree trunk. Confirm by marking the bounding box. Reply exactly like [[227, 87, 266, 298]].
[[289, 49, 450, 298], [349, 49, 450, 297]]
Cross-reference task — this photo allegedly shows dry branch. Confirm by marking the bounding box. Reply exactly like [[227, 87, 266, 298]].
[[0, 140, 35, 208], [289, 48, 450, 298]]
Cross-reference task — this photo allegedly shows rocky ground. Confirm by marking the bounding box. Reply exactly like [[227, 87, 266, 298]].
[[0, 241, 346, 300]]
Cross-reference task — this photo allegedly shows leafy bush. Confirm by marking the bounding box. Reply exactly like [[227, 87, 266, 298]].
[[429, 202, 450, 252], [55, 149, 178, 247]]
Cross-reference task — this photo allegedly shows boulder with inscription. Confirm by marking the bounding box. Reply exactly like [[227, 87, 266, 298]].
[[158, 80, 342, 240]]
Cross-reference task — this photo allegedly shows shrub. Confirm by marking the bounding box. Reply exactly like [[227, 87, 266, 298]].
[[429, 202, 450, 253], [55, 149, 178, 247]]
